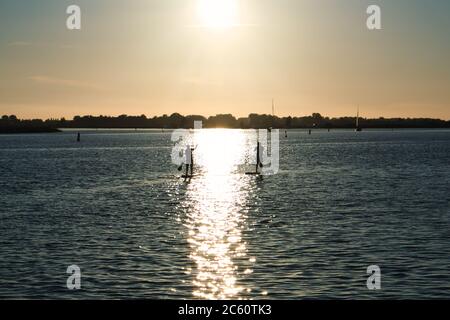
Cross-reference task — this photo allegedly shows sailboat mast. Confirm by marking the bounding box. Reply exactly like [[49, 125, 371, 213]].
[[356, 105, 359, 128], [272, 99, 274, 117]]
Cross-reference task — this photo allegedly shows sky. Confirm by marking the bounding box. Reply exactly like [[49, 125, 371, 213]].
[[0, 0, 449, 120]]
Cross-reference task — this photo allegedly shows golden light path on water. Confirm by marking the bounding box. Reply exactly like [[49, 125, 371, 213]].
[[182, 129, 255, 299]]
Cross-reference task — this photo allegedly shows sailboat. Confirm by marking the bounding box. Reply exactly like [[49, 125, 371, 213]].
[[355, 105, 362, 132]]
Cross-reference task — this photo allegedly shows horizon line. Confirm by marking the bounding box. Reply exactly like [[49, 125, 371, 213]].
[[3, 113, 450, 122]]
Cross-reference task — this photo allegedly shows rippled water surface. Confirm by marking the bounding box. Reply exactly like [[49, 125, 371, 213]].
[[1, 129, 449, 299]]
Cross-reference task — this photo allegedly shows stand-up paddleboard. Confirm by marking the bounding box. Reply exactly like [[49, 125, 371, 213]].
[[245, 172, 260, 175], [181, 174, 196, 179]]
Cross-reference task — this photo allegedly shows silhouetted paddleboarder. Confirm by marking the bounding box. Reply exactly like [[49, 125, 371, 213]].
[[190, 146, 195, 176], [246, 141, 264, 175], [184, 145, 191, 178], [77, 132, 81, 142], [256, 141, 264, 173], [178, 144, 197, 180]]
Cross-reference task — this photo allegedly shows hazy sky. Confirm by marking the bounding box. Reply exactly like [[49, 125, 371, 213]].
[[1, 0, 450, 119]]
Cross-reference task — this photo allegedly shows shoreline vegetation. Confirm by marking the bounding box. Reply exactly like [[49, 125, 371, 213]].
[[0, 115, 61, 134], [1, 113, 450, 133]]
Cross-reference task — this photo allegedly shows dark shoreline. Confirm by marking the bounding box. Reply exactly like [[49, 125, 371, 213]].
[[0, 127, 61, 134], [3, 128, 450, 135], [2, 113, 450, 132]]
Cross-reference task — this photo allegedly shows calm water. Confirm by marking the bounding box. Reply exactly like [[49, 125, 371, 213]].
[[0, 129, 449, 299]]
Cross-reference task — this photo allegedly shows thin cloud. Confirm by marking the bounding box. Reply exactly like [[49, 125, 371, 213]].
[[7, 41, 77, 49], [28, 76, 105, 91], [185, 23, 259, 29], [7, 41, 33, 47], [182, 77, 223, 87]]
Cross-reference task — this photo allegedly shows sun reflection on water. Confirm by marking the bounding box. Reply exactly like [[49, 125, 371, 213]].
[[182, 129, 254, 299]]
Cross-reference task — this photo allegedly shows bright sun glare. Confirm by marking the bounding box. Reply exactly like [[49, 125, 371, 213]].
[[197, 0, 238, 29]]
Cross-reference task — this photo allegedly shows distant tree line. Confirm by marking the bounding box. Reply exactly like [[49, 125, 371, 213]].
[[1, 113, 450, 132], [0, 115, 60, 133]]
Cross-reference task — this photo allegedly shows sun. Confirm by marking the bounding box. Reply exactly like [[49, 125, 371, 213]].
[[197, 0, 239, 29]]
